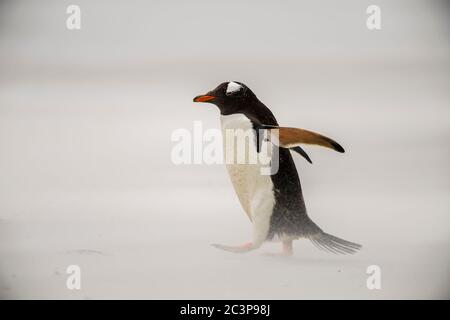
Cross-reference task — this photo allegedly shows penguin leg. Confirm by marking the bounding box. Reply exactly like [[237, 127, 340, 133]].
[[264, 240, 293, 257], [213, 191, 272, 254], [211, 217, 267, 254], [281, 240, 293, 256], [212, 242, 255, 253]]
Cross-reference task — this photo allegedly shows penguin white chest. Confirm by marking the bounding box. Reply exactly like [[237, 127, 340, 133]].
[[220, 114, 275, 233]]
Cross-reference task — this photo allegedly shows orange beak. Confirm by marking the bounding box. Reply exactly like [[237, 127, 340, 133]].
[[193, 95, 215, 103]]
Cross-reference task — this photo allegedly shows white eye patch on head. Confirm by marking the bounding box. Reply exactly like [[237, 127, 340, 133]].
[[226, 81, 242, 95]]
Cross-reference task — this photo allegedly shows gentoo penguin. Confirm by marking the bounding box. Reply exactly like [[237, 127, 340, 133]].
[[193, 81, 361, 256]]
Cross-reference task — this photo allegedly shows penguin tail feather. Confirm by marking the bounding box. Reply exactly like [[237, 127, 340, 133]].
[[309, 232, 362, 255]]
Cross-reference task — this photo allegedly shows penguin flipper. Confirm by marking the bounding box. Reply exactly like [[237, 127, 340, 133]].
[[277, 127, 345, 153], [260, 125, 345, 153], [290, 146, 313, 164], [254, 125, 312, 163]]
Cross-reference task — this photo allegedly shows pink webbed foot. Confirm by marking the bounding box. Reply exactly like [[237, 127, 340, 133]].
[[212, 242, 254, 253], [263, 240, 293, 257]]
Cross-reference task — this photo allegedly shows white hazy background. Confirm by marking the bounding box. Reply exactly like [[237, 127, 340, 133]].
[[0, 0, 449, 299]]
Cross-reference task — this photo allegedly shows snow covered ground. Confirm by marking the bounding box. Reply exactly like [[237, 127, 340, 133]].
[[1, 187, 449, 299], [0, 0, 449, 299]]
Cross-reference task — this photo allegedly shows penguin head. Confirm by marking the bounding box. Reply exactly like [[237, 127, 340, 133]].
[[193, 81, 257, 115]]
